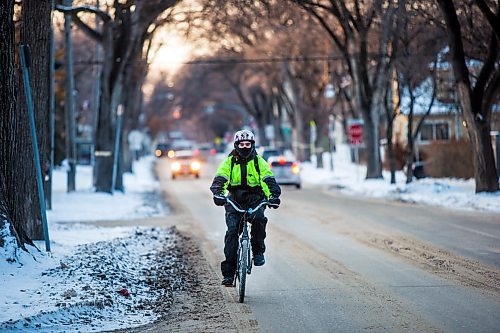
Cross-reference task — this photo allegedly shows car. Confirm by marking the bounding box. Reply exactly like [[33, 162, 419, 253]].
[[258, 147, 284, 161], [154, 143, 171, 158], [167, 139, 197, 159], [170, 150, 201, 179], [194, 143, 217, 162], [268, 156, 301, 189]]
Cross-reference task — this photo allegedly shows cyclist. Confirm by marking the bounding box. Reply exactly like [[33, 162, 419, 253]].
[[210, 129, 281, 287]]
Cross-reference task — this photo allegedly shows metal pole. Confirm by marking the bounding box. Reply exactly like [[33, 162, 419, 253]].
[[20, 45, 51, 252], [496, 133, 500, 179], [355, 146, 360, 182], [92, 0, 101, 169], [111, 105, 124, 193], [64, 0, 77, 192]]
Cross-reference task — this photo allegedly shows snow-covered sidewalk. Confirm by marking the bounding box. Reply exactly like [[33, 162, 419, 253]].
[[1, 156, 174, 332], [302, 144, 500, 213]]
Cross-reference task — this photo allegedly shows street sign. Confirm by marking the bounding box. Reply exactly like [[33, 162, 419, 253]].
[[265, 124, 275, 140], [128, 130, 143, 151], [348, 119, 363, 146]]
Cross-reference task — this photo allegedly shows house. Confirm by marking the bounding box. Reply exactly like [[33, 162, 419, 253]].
[[390, 64, 500, 178]]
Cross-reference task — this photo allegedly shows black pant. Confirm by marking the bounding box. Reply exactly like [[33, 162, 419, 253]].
[[221, 204, 268, 278]]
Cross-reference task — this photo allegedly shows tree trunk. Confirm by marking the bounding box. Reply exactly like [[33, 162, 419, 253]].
[[315, 122, 324, 168], [406, 91, 415, 183], [12, 0, 52, 241], [350, 49, 382, 179], [94, 20, 129, 193], [94, 24, 116, 193], [0, 0, 25, 252], [386, 122, 396, 184], [463, 105, 499, 192], [438, 0, 499, 192]]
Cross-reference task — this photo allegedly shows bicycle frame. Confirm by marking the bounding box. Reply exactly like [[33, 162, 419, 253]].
[[225, 197, 267, 303]]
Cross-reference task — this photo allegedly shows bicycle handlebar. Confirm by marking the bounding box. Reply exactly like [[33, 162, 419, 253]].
[[215, 195, 269, 214]]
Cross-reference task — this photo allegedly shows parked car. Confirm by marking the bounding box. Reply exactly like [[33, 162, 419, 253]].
[[194, 143, 217, 162], [268, 156, 301, 189], [258, 147, 284, 161], [170, 150, 201, 179]]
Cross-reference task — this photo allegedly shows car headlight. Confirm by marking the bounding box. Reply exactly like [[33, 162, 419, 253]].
[[171, 162, 181, 172], [155, 149, 162, 157], [190, 161, 201, 171], [167, 150, 175, 158]]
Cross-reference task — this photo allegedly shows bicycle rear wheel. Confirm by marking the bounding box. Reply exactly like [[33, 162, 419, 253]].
[[237, 239, 249, 303]]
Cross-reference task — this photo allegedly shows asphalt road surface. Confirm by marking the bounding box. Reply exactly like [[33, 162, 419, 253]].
[[156, 157, 500, 333]]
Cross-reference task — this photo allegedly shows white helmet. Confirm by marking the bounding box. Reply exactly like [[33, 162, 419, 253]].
[[233, 129, 255, 144]]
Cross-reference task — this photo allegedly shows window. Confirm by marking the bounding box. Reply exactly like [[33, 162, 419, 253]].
[[418, 122, 450, 142], [420, 124, 433, 141], [435, 123, 450, 140]]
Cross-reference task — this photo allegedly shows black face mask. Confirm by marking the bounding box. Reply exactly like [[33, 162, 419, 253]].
[[235, 145, 254, 159]]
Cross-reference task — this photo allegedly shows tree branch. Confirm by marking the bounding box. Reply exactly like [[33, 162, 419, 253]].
[[413, 60, 438, 143], [483, 69, 500, 117], [55, 5, 111, 43], [473, 0, 500, 41], [55, 5, 111, 23], [472, 31, 498, 110]]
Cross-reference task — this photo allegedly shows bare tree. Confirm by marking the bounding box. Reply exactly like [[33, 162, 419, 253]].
[[291, 0, 404, 178], [436, 0, 499, 192], [56, 0, 181, 192]]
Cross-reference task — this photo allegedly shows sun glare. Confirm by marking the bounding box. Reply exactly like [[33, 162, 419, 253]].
[[149, 32, 194, 76]]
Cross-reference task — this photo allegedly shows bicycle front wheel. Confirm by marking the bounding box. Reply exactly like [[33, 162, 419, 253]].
[[237, 239, 249, 303]]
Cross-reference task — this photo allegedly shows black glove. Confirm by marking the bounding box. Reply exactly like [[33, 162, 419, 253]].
[[268, 197, 280, 209], [213, 195, 226, 206]]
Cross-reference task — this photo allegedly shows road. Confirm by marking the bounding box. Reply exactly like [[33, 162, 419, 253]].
[[156, 157, 500, 333]]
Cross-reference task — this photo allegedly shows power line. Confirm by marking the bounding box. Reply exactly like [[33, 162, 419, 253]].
[[69, 52, 443, 67], [68, 54, 377, 66]]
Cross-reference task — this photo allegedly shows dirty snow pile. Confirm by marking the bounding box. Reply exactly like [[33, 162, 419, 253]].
[[301, 144, 500, 213], [0, 156, 177, 332]]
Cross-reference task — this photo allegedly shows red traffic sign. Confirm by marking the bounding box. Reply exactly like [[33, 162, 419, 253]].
[[348, 119, 363, 146]]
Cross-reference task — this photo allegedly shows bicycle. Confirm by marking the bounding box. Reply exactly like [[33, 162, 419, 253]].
[[225, 197, 269, 303]]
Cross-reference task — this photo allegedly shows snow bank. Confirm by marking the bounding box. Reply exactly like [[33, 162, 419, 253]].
[[302, 144, 500, 213], [48, 156, 168, 223], [1, 156, 173, 332]]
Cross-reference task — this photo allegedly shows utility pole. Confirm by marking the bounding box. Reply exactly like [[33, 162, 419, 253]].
[[111, 105, 124, 193], [63, 0, 77, 192], [92, 0, 101, 172]]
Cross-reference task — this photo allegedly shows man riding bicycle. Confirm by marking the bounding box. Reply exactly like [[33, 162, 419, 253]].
[[210, 129, 281, 287]]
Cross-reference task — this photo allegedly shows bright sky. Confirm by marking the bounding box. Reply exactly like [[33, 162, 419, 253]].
[[148, 32, 194, 75], [144, 24, 213, 99]]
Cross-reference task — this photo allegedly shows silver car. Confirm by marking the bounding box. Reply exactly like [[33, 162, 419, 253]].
[[268, 156, 301, 189]]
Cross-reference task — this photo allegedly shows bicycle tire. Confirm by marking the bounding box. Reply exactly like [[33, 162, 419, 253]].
[[238, 239, 249, 303]]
